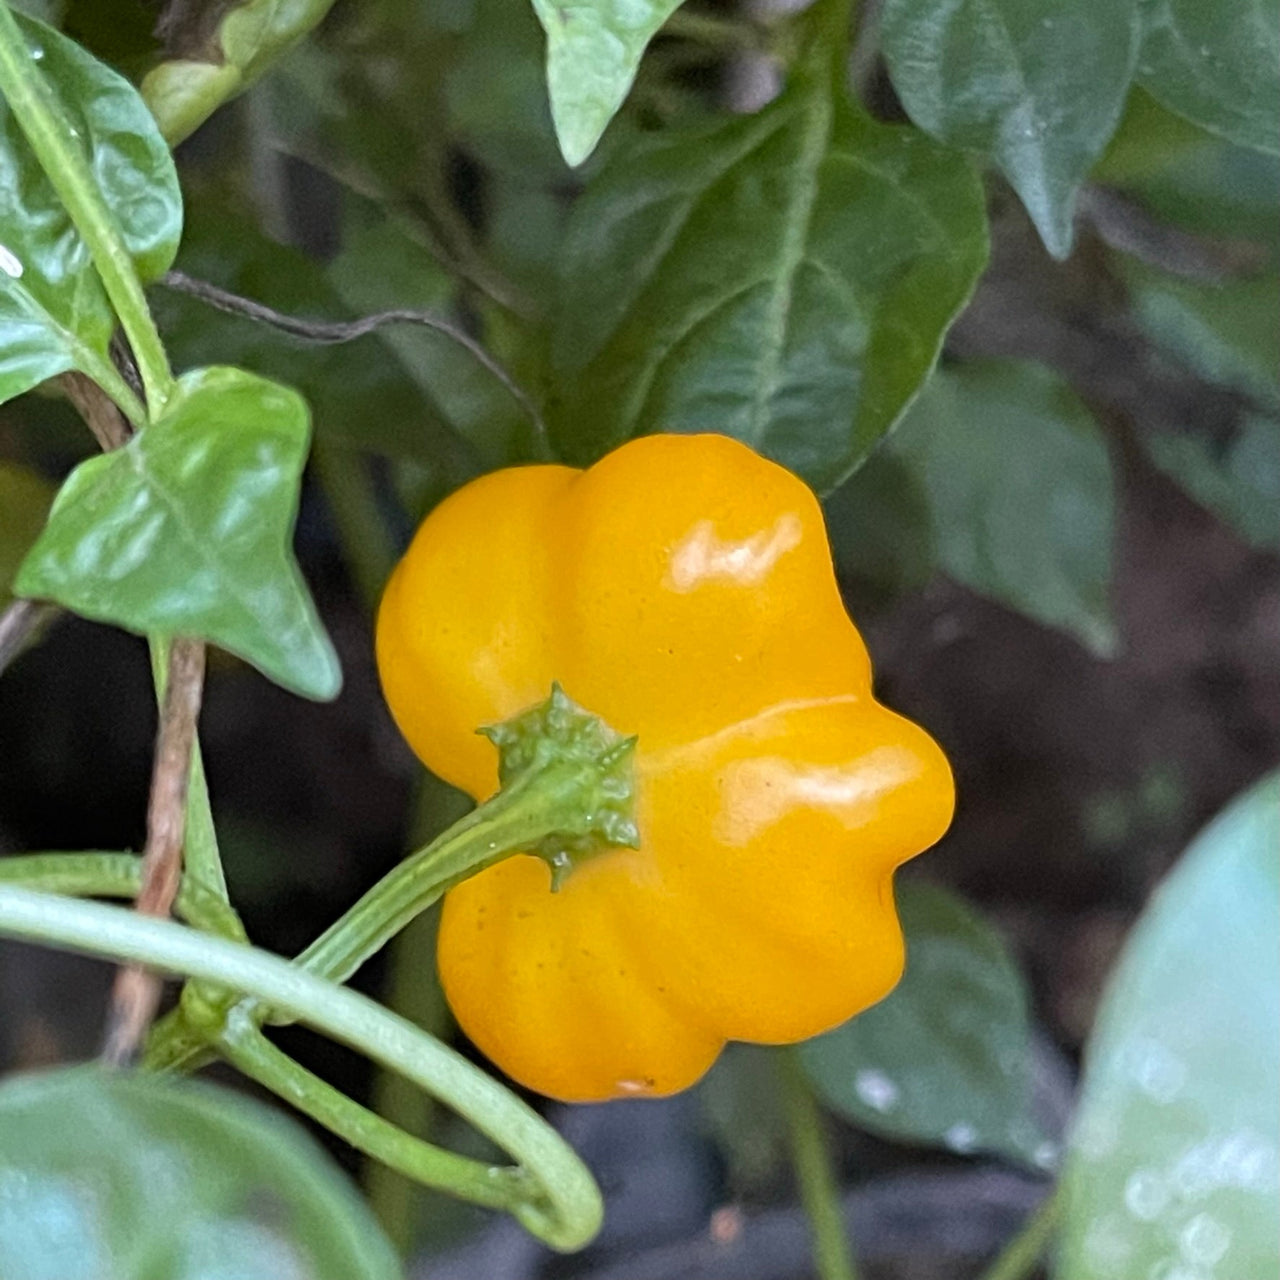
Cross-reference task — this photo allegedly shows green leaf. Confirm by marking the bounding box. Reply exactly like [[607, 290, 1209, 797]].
[[0, 13, 181, 405], [530, 0, 683, 167], [15, 366, 341, 700], [800, 882, 1050, 1168], [1137, 0, 1280, 156], [880, 0, 1140, 259], [0, 460, 54, 604], [1146, 415, 1280, 551], [0, 1067, 401, 1280], [894, 360, 1117, 655], [550, 91, 989, 493], [698, 1044, 789, 1196], [1093, 88, 1280, 246], [1057, 773, 1280, 1280], [1120, 262, 1280, 409], [823, 448, 935, 608]]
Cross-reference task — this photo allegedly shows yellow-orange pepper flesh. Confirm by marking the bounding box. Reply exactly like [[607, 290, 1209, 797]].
[[376, 434, 954, 1102]]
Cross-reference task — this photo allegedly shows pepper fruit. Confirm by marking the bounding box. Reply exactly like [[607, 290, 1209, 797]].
[[376, 434, 954, 1102]]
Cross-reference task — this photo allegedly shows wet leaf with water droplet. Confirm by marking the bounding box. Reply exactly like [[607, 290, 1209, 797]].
[[0, 1067, 401, 1280], [1058, 773, 1280, 1280], [0, 14, 182, 407], [799, 882, 1050, 1167]]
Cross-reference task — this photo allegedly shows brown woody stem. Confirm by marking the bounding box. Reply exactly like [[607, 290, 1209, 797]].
[[101, 636, 206, 1064]]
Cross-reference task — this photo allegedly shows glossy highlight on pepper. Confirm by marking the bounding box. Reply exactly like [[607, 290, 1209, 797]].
[[376, 434, 955, 1102]]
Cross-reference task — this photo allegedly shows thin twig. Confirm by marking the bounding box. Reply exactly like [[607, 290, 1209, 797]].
[[0, 599, 58, 677], [100, 636, 206, 1065], [159, 269, 549, 447], [58, 371, 133, 451]]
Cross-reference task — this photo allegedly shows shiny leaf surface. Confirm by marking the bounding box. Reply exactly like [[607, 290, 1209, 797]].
[[800, 882, 1049, 1167], [15, 366, 341, 700], [895, 360, 1117, 654], [0, 1067, 401, 1280], [1137, 0, 1280, 155], [0, 14, 181, 404], [880, 0, 1139, 258], [531, 0, 683, 167], [1058, 773, 1280, 1280], [551, 91, 988, 493]]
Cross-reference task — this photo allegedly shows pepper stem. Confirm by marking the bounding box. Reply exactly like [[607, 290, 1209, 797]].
[[145, 685, 639, 1065]]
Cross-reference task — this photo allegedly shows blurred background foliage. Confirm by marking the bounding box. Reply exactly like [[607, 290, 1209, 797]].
[[1, 0, 1277, 1276]]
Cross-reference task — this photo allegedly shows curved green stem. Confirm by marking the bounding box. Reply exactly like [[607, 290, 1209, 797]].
[[779, 1047, 860, 1280], [0, 2, 173, 415], [295, 760, 602, 988], [0, 885, 603, 1251], [976, 1185, 1061, 1280], [146, 744, 631, 1073], [0, 851, 244, 939], [220, 1018, 525, 1211]]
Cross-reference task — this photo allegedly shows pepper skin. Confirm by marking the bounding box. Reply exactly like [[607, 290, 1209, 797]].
[[376, 434, 954, 1102]]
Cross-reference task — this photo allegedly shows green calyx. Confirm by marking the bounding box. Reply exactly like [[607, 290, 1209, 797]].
[[480, 683, 640, 890]]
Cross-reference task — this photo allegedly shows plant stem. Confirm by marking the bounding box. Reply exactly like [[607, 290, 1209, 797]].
[[103, 636, 206, 1064], [61, 357, 148, 433], [0, 600, 56, 677], [0, 851, 244, 938], [149, 637, 230, 905], [0, 885, 603, 1251], [221, 1017, 522, 1209], [0, 2, 173, 415], [778, 1047, 860, 1280], [976, 1186, 1061, 1280], [293, 759, 609, 989]]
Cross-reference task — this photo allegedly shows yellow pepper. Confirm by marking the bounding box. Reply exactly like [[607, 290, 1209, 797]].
[[376, 433, 954, 1102]]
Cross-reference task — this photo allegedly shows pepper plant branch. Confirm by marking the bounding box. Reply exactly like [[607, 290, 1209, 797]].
[[59, 353, 148, 432], [52, 355, 233, 915], [58, 371, 134, 449], [778, 1047, 861, 1280], [148, 637, 230, 904], [220, 1018, 530, 1210], [0, 851, 245, 939], [0, 1, 173, 414], [0, 599, 57, 678], [0, 886, 604, 1251], [160, 269, 549, 447], [101, 636, 207, 1065]]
